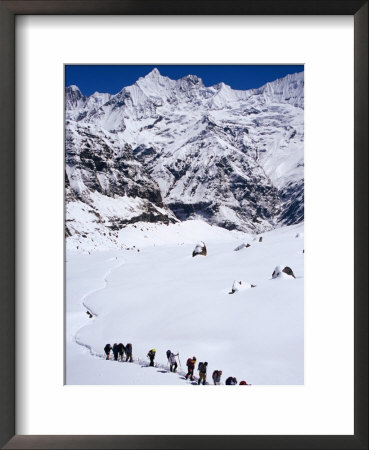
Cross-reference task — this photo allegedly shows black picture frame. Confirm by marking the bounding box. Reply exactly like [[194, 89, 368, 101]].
[[0, 1, 367, 449]]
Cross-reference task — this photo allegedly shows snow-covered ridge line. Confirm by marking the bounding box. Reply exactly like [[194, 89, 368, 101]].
[[66, 69, 304, 110]]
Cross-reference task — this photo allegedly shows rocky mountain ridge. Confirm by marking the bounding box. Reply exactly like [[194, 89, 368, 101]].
[[65, 68, 304, 248]]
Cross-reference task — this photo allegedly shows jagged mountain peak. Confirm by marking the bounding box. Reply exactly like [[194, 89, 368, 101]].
[[66, 85, 84, 98], [90, 90, 109, 98], [179, 73, 203, 84], [66, 85, 86, 112], [137, 68, 173, 87], [67, 84, 81, 92], [176, 74, 205, 94], [135, 69, 176, 101], [144, 67, 162, 78], [214, 81, 229, 90], [261, 70, 304, 93], [251, 70, 304, 108]]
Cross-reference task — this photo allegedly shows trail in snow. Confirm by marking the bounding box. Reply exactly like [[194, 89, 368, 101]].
[[80, 257, 126, 317], [73, 254, 203, 385], [89, 353, 207, 386], [73, 256, 126, 356]]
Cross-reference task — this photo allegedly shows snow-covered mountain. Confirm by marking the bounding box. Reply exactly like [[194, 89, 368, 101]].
[[65, 69, 304, 246], [66, 85, 112, 122]]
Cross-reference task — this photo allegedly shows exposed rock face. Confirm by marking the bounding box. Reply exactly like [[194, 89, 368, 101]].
[[66, 123, 165, 204], [282, 266, 296, 278], [65, 122, 177, 241], [65, 68, 304, 241], [65, 85, 87, 112], [192, 241, 207, 257], [66, 85, 112, 122], [272, 265, 296, 279], [279, 180, 304, 226]]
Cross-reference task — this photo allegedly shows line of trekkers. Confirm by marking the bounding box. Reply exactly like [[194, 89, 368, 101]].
[[104, 344, 250, 385], [104, 343, 133, 362]]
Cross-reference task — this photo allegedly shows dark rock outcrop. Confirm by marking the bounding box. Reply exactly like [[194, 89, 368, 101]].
[[65, 123, 177, 236], [272, 265, 296, 279], [192, 241, 207, 257]]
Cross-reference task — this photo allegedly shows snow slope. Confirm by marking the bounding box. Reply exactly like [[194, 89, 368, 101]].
[[66, 220, 304, 385]]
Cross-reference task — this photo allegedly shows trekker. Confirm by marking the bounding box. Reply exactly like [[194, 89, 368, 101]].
[[125, 343, 133, 362], [212, 370, 222, 385], [185, 356, 196, 381], [147, 348, 156, 367], [117, 343, 125, 362], [104, 344, 112, 360], [197, 361, 208, 385], [112, 343, 119, 361], [225, 376, 237, 385], [169, 352, 179, 372], [166, 349, 171, 361]]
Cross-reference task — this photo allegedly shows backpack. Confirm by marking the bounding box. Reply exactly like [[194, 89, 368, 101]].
[[212, 370, 219, 379], [198, 362, 204, 372], [104, 344, 111, 352], [186, 358, 192, 367], [126, 343, 132, 352], [166, 350, 171, 359]]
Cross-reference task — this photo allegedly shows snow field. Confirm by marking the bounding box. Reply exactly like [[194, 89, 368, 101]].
[[66, 220, 304, 385]]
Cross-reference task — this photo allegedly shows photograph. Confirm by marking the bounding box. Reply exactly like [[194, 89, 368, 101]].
[[1, 0, 367, 445], [65, 64, 305, 386]]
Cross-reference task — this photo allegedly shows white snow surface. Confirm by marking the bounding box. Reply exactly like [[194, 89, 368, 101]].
[[66, 220, 304, 385]]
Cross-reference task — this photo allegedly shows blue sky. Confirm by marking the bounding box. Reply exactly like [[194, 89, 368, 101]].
[[65, 65, 304, 97]]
